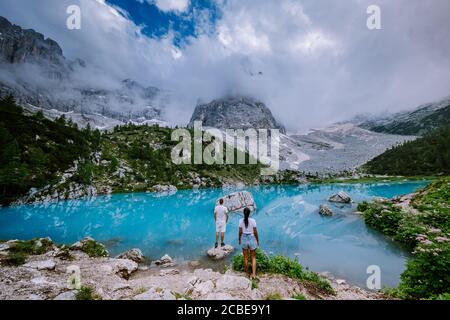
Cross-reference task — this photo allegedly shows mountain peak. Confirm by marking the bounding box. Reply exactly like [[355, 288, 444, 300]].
[[188, 95, 286, 134]]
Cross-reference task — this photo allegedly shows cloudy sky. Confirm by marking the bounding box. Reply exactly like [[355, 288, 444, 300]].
[[1, 0, 449, 130]]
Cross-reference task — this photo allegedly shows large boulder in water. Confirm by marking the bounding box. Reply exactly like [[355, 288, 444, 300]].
[[328, 191, 352, 204], [217, 191, 256, 212]]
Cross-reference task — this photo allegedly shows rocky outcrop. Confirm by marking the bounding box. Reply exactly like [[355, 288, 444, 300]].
[[319, 204, 333, 216], [188, 96, 286, 134], [0, 16, 166, 128], [0, 16, 66, 77], [151, 185, 177, 195], [0, 237, 387, 300], [23, 259, 56, 271], [207, 245, 234, 260], [328, 191, 352, 204], [154, 254, 174, 267], [133, 287, 176, 300], [109, 259, 138, 279], [116, 248, 145, 263]]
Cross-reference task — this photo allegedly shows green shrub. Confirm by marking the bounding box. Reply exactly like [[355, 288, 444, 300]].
[[398, 241, 450, 299], [292, 294, 307, 300], [362, 203, 403, 236], [75, 286, 101, 300], [232, 249, 334, 295], [4, 252, 27, 266], [81, 240, 108, 257], [359, 177, 450, 299], [265, 292, 282, 300]]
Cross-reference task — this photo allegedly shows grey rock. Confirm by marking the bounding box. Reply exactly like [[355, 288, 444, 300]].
[[23, 259, 56, 270], [151, 185, 177, 195], [110, 259, 138, 278], [134, 287, 176, 300], [205, 292, 235, 300], [159, 268, 180, 276], [0, 242, 11, 251], [0, 16, 166, 129], [319, 204, 333, 216], [328, 191, 352, 204], [188, 96, 286, 134], [53, 291, 76, 300], [155, 254, 174, 267], [116, 248, 145, 263], [192, 280, 215, 297], [207, 245, 234, 260], [215, 275, 251, 291]]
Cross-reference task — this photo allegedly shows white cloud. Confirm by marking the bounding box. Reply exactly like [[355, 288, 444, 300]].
[[0, 0, 449, 130], [154, 0, 190, 13]]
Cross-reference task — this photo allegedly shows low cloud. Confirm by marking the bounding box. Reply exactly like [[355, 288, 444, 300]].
[[0, 0, 449, 130]]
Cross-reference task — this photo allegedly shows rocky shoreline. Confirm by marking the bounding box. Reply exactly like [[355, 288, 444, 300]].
[[0, 237, 387, 300]]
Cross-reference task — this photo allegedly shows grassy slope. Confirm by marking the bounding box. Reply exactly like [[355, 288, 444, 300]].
[[358, 177, 450, 299], [0, 96, 96, 205], [0, 97, 302, 204], [92, 124, 266, 193]]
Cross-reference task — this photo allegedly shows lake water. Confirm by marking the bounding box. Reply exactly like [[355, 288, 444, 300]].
[[0, 181, 429, 288]]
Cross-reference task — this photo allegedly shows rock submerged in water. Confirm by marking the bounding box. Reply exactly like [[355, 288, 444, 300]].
[[116, 248, 145, 263], [319, 204, 333, 216], [328, 191, 352, 204], [207, 245, 234, 260]]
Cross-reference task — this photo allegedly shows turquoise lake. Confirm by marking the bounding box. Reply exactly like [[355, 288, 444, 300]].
[[0, 181, 429, 288]]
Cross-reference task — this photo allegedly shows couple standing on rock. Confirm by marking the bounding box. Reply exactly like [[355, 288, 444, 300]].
[[214, 199, 260, 279]]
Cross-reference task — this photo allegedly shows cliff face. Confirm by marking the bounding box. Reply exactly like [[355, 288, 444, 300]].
[[0, 16, 64, 66], [188, 96, 286, 134], [0, 16, 165, 126]]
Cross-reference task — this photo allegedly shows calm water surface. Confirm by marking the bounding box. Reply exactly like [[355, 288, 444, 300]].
[[0, 181, 429, 288]]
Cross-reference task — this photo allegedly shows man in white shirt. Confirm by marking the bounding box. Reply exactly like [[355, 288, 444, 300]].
[[214, 198, 229, 248]]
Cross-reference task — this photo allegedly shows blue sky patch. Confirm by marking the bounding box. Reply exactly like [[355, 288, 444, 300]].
[[105, 0, 222, 47]]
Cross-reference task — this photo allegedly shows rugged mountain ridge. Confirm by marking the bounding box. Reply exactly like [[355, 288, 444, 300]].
[[356, 96, 450, 136], [188, 96, 286, 134], [0, 16, 166, 127]]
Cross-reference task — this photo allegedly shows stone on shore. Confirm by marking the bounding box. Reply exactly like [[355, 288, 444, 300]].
[[155, 254, 174, 267], [134, 287, 176, 300], [319, 204, 333, 216], [108, 259, 138, 278], [215, 275, 251, 291], [116, 248, 145, 263], [53, 291, 76, 300], [151, 185, 177, 195], [207, 245, 234, 260], [23, 259, 56, 271], [328, 191, 352, 203]]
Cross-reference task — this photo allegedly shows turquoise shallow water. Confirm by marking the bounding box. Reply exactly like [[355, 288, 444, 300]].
[[0, 181, 428, 288]]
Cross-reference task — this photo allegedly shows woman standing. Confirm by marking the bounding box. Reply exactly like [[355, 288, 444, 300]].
[[238, 207, 259, 279]]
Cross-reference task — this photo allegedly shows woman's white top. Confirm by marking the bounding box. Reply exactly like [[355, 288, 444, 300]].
[[239, 218, 257, 234]]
